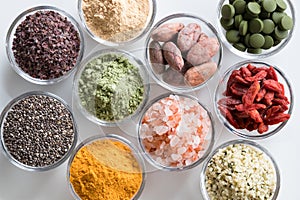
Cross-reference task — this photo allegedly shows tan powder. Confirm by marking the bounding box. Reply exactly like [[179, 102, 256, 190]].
[[82, 0, 150, 42]]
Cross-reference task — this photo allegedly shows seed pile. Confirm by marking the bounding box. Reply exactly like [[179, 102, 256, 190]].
[[140, 94, 211, 168], [12, 10, 81, 80], [2, 94, 75, 168], [78, 53, 145, 122], [205, 143, 276, 200]]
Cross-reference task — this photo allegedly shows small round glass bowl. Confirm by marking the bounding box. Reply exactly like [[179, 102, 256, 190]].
[[144, 13, 223, 93], [200, 139, 280, 200], [138, 93, 215, 171], [215, 60, 293, 139], [217, 0, 295, 59], [67, 134, 146, 200], [73, 48, 150, 127], [5, 5, 85, 85], [0, 91, 78, 171], [77, 0, 156, 46]]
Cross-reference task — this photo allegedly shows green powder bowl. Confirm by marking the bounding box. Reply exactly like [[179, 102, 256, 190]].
[[217, 0, 295, 59], [73, 48, 150, 127]]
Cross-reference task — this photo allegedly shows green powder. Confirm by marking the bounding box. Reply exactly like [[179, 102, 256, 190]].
[[78, 53, 145, 122]]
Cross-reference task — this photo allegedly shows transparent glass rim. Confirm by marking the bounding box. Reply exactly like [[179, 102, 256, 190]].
[[137, 92, 215, 171], [200, 139, 281, 200], [216, 0, 296, 59], [73, 48, 150, 127], [67, 134, 146, 200], [77, 0, 157, 46], [0, 91, 78, 171], [214, 60, 294, 140], [5, 5, 85, 85], [144, 13, 223, 93]]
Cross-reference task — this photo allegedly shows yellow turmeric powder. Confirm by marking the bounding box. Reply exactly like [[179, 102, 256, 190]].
[[69, 138, 144, 200]]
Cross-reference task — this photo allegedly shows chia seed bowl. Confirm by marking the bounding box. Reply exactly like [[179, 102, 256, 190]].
[[0, 91, 78, 171], [5, 5, 85, 85]]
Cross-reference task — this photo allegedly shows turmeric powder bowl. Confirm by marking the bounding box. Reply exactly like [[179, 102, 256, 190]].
[[67, 134, 146, 200]]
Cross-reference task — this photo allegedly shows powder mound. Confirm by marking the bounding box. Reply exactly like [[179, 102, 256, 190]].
[[82, 0, 150, 42]]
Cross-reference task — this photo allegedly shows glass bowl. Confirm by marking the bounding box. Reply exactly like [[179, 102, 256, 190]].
[[67, 134, 146, 200], [5, 5, 85, 85], [0, 91, 78, 171], [144, 13, 223, 93], [217, 0, 295, 59], [200, 139, 280, 200], [138, 93, 215, 171], [215, 60, 293, 139], [73, 48, 150, 127], [78, 0, 156, 46]]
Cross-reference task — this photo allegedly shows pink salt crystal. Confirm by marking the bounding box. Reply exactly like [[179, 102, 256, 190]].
[[177, 147, 187, 155], [171, 154, 182, 161], [170, 135, 180, 147], [164, 107, 173, 116], [153, 125, 169, 135]]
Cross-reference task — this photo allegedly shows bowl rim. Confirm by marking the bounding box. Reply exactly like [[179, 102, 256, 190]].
[[214, 60, 294, 139], [77, 0, 157, 46], [0, 91, 78, 171], [67, 133, 146, 200], [72, 48, 150, 127], [144, 12, 223, 93], [5, 5, 85, 85], [216, 0, 296, 59], [200, 139, 281, 200], [137, 92, 215, 171]]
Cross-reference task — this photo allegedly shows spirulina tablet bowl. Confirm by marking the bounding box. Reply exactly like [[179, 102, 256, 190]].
[[77, 0, 156, 46], [217, 0, 295, 59], [5, 5, 84, 85], [73, 48, 150, 127], [145, 13, 223, 93], [138, 93, 215, 171], [214, 60, 293, 139], [67, 134, 146, 200], [0, 91, 78, 171], [200, 139, 280, 200]]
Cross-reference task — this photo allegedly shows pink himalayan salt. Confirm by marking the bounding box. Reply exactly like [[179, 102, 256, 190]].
[[140, 94, 211, 168]]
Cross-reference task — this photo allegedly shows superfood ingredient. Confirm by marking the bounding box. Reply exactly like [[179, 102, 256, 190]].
[[78, 53, 145, 122], [69, 138, 143, 200], [140, 94, 211, 168], [218, 63, 290, 133], [1, 93, 75, 168], [220, 0, 293, 54], [148, 21, 220, 89], [205, 142, 276, 200], [81, 0, 150, 42], [12, 10, 81, 80], [184, 62, 217, 86]]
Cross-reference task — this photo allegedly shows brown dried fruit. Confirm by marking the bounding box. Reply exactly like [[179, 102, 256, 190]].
[[162, 67, 185, 86], [177, 23, 202, 52], [197, 37, 220, 57], [186, 43, 210, 66], [162, 42, 184, 71], [151, 23, 184, 42], [184, 62, 217, 86], [149, 41, 166, 74]]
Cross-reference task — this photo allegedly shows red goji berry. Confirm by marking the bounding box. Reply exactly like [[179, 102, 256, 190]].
[[263, 79, 283, 93], [242, 80, 260, 106]]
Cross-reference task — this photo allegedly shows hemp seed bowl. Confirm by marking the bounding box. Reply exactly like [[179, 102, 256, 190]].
[[144, 13, 223, 93], [77, 0, 157, 46], [0, 91, 78, 171], [217, 0, 295, 59], [73, 48, 150, 127], [67, 134, 146, 200], [5, 5, 84, 85], [200, 140, 280, 200]]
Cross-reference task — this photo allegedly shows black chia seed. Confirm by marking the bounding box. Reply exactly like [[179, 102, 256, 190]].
[[12, 10, 81, 80], [2, 94, 75, 168]]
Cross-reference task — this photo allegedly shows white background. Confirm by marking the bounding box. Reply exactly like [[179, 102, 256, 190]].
[[0, 0, 299, 199]]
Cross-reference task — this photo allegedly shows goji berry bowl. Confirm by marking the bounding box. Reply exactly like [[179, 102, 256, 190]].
[[144, 13, 223, 93], [6, 5, 84, 85], [138, 93, 215, 171], [217, 0, 295, 59], [215, 60, 293, 139]]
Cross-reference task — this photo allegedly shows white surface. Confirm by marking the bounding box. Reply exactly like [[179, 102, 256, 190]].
[[0, 0, 299, 199]]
